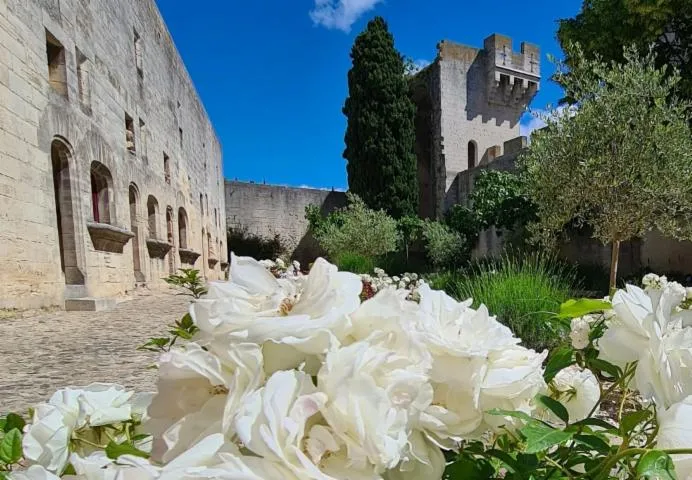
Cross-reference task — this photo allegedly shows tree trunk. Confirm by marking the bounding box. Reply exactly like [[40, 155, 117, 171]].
[[609, 240, 621, 295]]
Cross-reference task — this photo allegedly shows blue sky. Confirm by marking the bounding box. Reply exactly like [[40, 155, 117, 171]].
[[156, 0, 583, 189]]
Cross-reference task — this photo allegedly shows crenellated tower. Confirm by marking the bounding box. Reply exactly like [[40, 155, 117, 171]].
[[484, 34, 540, 109], [411, 33, 540, 219]]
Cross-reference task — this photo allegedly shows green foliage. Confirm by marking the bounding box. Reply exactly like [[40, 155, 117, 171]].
[[421, 220, 465, 269], [335, 252, 374, 274], [444, 170, 536, 252], [471, 170, 536, 232], [105, 440, 149, 460], [139, 312, 199, 353], [0, 412, 26, 473], [443, 253, 579, 351], [445, 205, 480, 244], [557, 0, 692, 102], [163, 268, 208, 299], [307, 193, 400, 260], [521, 47, 692, 290], [444, 351, 683, 479], [343, 16, 418, 218], [227, 226, 286, 262]]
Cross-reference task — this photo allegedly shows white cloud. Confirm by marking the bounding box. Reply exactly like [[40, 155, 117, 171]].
[[520, 105, 577, 138], [309, 0, 385, 33], [520, 115, 547, 138], [405, 59, 431, 76]]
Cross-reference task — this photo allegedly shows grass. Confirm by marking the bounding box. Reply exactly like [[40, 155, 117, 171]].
[[432, 252, 580, 351], [335, 252, 374, 274]]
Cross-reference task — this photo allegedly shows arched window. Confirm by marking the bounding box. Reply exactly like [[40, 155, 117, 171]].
[[90, 161, 113, 224], [468, 141, 477, 169], [129, 184, 142, 277], [147, 195, 159, 238], [178, 208, 188, 249], [199, 193, 204, 216], [213, 208, 217, 228]]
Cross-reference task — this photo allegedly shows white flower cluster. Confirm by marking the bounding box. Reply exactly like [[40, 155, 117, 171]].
[[21, 384, 152, 474], [17, 254, 549, 480], [642, 272, 668, 290], [569, 315, 595, 350], [599, 275, 692, 478], [258, 257, 302, 279], [361, 268, 425, 302]]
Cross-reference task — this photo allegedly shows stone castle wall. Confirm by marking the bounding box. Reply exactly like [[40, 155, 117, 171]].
[[457, 140, 692, 276], [225, 181, 347, 263], [413, 34, 540, 219], [0, 0, 226, 309]]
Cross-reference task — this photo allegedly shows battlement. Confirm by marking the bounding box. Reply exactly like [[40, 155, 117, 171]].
[[483, 34, 540, 77], [483, 33, 540, 109]]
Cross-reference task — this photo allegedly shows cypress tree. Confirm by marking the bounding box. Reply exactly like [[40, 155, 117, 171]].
[[343, 17, 418, 218]]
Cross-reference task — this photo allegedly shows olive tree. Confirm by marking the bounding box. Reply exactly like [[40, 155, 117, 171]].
[[521, 46, 692, 292]]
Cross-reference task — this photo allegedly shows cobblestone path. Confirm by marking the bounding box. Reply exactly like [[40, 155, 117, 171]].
[[0, 292, 190, 415]]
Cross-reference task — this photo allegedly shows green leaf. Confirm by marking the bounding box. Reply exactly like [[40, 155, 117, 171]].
[[621, 409, 652, 436], [572, 417, 617, 431], [486, 408, 534, 423], [588, 358, 622, 378], [520, 422, 574, 454], [557, 298, 611, 319], [544, 346, 575, 382], [536, 394, 570, 425], [485, 448, 522, 473], [0, 471, 8, 480], [637, 450, 677, 479], [105, 440, 150, 460], [444, 455, 495, 479], [0, 428, 23, 464], [3, 413, 25, 433], [573, 433, 612, 454]]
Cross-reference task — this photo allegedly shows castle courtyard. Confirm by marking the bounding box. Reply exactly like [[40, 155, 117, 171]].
[[0, 292, 188, 414]]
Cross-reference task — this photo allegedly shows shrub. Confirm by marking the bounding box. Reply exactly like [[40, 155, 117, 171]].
[[335, 252, 374, 274], [308, 193, 399, 260], [227, 226, 285, 260], [446, 252, 579, 351], [421, 220, 466, 269]]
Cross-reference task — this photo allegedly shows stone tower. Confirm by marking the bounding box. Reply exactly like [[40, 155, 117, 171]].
[[411, 33, 540, 218]]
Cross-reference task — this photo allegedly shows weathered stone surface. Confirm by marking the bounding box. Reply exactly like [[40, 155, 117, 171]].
[[225, 181, 347, 263], [411, 34, 540, 218], [0, 292, 189, 414], [0, 0, 228, 310], [178, 248, 200, 266], [146, 238, 172, 259], [64, 296, 117, 311], [87, 222, 134, 254]]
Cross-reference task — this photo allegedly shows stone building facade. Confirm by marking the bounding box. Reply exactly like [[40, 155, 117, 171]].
[[225, 181, 347, 264], [411, 33, 540, 218], [0, 0, 227, 310]]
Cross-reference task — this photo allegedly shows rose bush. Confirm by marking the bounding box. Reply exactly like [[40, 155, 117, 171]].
[[3, 257, 692, 479]]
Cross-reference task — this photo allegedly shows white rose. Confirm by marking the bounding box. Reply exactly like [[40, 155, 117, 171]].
[[635, 327, 692, 409], [192, 254, 362, 374], [70, 451, 159, 480], [234, 370, 345, 479], [23, 384, 139, 473], [8, 465, 61, 480], [145, 342, 263, 463], [384, 430, 445, 480], [570, 316, 591, 350], [479, 346, 547, 432], [549, 366, 600, 423], [317, 334, 433, 472], [598, 285, 653, 367], [657, 396, 692, 480]]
